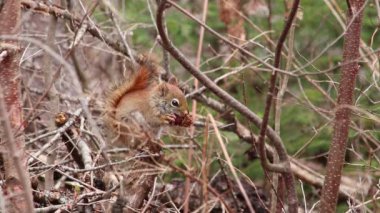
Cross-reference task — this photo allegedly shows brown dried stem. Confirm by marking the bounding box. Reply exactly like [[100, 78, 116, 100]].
[[184, 1, 209, 212], [209, 114, 255, 212]]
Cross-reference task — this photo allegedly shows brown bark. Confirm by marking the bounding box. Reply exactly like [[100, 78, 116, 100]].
[[218, 0, 246, 44], [320, 0, 366, 212], [0, 0, 34, 212], [0, 0, 23, 179]]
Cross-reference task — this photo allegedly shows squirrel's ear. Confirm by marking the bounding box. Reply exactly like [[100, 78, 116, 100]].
[[168, 76, 178, 86], [158, 83, 169, 96]]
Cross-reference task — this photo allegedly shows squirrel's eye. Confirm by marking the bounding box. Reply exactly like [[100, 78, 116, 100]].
[[171, 98, 180, 107]]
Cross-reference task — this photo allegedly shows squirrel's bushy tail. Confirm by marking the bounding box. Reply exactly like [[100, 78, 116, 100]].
[[105, 55, 162, 125]]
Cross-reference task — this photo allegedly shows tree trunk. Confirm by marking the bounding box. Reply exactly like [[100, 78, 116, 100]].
[[0, 0, 34, 212]]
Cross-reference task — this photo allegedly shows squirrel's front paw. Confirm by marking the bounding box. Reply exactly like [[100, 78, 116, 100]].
[[161, 113, 176, 124]]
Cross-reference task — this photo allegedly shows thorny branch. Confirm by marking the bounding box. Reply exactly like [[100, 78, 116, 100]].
[[320, 0, 366, 212]]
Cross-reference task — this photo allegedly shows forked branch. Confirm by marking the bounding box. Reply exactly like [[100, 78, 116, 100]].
[[156, 0, 298, 212]]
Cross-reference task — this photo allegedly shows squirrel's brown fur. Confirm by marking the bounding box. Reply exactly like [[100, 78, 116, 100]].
[[106, 57, 160, 114], [105, 56, 162, 129], [105, 56, 190, 139], [103, 56, 191, 213]]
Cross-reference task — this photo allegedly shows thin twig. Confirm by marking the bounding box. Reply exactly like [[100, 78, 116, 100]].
[[201, 116, 210, 213], [107, 7, 136, 65], [141, 177, 157, 213], [27, 109, 82, 164], [162, 158, 234, 213], [209, 114, 255, 213], [21, 0, 135, 59], [184, 1, 208, 212], [35, 204, 66, 213], [216, 156, 240, 211], [163, 0, 280, 72]]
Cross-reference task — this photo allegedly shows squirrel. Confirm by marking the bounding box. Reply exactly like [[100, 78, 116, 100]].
[[105, 56, 192, 145], [103, 56, 192, 212]]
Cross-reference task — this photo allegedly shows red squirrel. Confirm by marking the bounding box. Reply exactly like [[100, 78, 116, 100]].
[[105, 56, 192, 141], [103, 56, 192, 212]]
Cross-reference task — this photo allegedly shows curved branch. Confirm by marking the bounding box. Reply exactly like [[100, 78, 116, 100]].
[[156, 0, 288, 173], [156, 1, 299, 211], [256, 0, 300, 172], [255, 0, 300, 212]]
